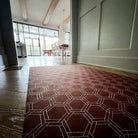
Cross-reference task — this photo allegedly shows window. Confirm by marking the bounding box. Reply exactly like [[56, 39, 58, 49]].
[[14, 32, 19, 42], [45, 37, 58, 50], [18, 24, 23, 32], [19, 33, 24, 43], [29, 26, 38, 34], [24, 33, 30, 38], [39, 28, 44, 35], [65, 32, 70, 44], [12, 22, 59, 55], [13, 22, 18, 32], [44, 29, 58, 37], [23, 25, 29, 32]]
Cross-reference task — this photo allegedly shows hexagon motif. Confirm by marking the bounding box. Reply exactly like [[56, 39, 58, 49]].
[[122, 82, 131, 87], [72, 85, 81, 89], [33, 99, 49, 110], [94, 85, 103, 89], [127, 80, 134, 85], [49, 84, 59, 89], [102, 82, 111, 87], [24, 65, 138, 137], [67, 114, 88, 132], [31, 80, 41, 84], [85, 95, 98, 103], [54, 95, 68, 103], [135, 84, 138, 88], [112, 113, 135, 131], [64, 79, 71, 82], [58, 88, 69, 93], [83, 83, 91, 87], [36, 126, 63, 138], [134, 98, 138, 104], [27, 95, 37, 102], [32, 87, 44, 93], [40, 82, 48, 87], [125, 105, 138, 117], [130, 87, 138, 92], [71, 91, 82, 97], [115, 94, 128, 102], [115, 85, 125, 90], [84, 87, 94, 93], [103, 99, 118, 109], [28, 84, 35, 89], [48, 106, 66, 119], [24, 115, 40, 133], [92, 80, 99, 84], [73, 80, 81, 84], [98, 90, 109, 97], [61, 83, 71, 87], [106, 77, 112, 81], [82, 78, 88, 82], [88, 105, 106, 119], [129, 134, 138, 138], [123, 90, 135, 96], [93, 124, 119, 138], [110, 81, 117, 84], [69, 100, 85, 110], [43, 91, 55, 98], [108, 88, 118, 93]]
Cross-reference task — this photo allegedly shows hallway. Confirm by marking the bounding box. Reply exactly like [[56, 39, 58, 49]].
[[0, 56, 72, 137]]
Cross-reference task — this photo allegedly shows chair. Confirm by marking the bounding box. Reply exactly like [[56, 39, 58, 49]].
[[43, 50, 52, 56], [43, 50, 49, 56]]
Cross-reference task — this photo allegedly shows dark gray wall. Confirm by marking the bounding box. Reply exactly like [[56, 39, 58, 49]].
[[75, 0, 138, 74], [0, 30, 4, 54], [0, 28, 8, 69], [0, 0, 18, 67], [71, 0, 79, 63]]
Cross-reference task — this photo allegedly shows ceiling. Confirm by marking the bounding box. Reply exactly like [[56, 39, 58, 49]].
[[10, 0, 70, 31]]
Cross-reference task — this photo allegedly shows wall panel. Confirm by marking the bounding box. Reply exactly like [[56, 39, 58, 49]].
[[80, 7, 98, 52], [77, 0, 138, 73], [99, 0, 136, 50]]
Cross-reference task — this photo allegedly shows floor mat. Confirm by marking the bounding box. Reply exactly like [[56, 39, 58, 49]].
[[23, 65, 138, 138], [4, 66, 23, 71]]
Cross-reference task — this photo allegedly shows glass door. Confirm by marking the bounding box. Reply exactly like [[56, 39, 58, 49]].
[[32, 38, 41, 56], [25, 38, 40, 56], [25, 38, 32, 56]]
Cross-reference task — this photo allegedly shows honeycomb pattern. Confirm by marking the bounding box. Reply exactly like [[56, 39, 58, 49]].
[[23, 65, 138, 137]]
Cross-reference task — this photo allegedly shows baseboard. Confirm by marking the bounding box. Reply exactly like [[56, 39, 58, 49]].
[[77, 61, 138, 74]]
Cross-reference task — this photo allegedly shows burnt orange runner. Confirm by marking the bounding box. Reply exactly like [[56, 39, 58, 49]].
[[23, 65, 138, 138]]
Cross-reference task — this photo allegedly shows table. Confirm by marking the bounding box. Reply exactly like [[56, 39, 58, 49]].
[[43, 50, 52, 56], [59, 44, 69, 56]]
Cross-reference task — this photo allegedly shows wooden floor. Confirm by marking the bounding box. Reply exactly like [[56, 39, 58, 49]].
[[0, 56, 137, 138], [0, 56, 72, 138]]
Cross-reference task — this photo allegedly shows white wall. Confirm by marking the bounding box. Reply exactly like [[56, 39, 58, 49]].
[[59, 28, 65, 45], [77, 0, 138, 74]]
